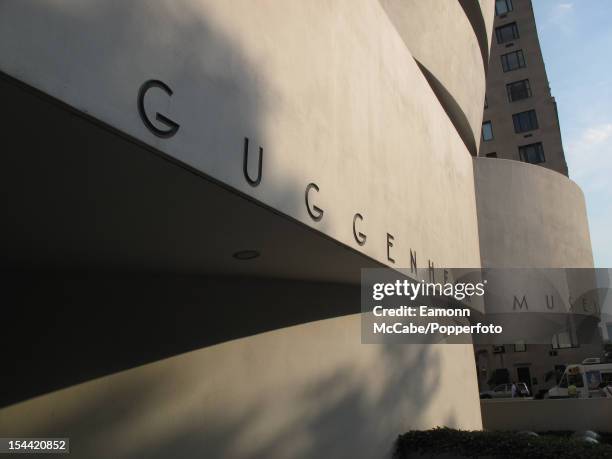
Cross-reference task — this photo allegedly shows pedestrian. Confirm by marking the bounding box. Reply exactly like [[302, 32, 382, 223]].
[[511, 381, 517, 398]]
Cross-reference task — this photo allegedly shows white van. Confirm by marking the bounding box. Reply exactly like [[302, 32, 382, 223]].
[[548, 363, 612, 398]]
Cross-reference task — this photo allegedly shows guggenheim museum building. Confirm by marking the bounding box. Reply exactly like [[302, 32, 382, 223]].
[[0, 1, 595, 458]]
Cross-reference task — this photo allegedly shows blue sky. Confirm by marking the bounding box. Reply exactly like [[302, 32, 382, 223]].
[[531, 1, 612, 267]]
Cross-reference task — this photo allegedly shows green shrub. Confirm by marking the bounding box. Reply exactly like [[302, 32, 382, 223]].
[[394, 427, 612, 459]]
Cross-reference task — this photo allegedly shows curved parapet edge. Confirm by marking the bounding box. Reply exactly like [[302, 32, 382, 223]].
[[458, 0, 494, 72], [379, 0, 494, 155], [474, 157, 594, 269]]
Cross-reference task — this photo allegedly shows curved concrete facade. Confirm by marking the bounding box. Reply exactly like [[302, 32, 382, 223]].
[[473, 158, 598, 406], [0, 2, 492, 457], [479, 0, 496, 52], [0, 276, 482, 459], [474, 157, 593, 268], [380, 0, 494, 154], [0, 0, 485, 271], [0, 1, 595, 458]]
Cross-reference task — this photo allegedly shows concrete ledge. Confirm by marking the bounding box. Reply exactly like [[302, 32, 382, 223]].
[[379, 0, 490, 154], [474, 157, 594, 268]]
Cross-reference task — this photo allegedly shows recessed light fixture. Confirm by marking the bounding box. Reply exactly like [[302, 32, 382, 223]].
[[232, 250, 260, 260]]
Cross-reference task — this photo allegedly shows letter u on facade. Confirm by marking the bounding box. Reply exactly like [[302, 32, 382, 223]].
[[243, 137, 263, 186]]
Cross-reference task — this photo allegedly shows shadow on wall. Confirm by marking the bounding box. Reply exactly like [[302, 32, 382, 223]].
[[377, 0, 482, 156], [0, 0, 333, 271], [0, 0, 370, 407], [0, 1, 458, 457], [0, 273, 364, 407], [0, 274, 449, 459], [0, 286, 444, 459]]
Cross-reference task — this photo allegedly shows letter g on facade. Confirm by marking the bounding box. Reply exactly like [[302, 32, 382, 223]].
[[138, 80, 180, 138]]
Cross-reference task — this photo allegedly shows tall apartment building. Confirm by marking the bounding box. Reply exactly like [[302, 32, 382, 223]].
[[480, 0, 568, 176], [474, 0, 603, 398]]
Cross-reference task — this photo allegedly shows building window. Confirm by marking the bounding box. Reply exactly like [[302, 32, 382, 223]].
[[496, 0, 513, 16], [501, 50, 526, 72], [513, 110, 539, 133], [482, 121, 494, 141], [552, 331, 575, 349], [486, 152, 498, 158], [519, 142, 545, 164], [495, 22, 520, 44], [514, 341, 526, 352], [507, 79, 532, 102], [493, 345, 506, 354]]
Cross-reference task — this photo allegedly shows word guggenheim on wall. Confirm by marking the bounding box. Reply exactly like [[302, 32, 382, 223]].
[[138, 79, 437, 272]]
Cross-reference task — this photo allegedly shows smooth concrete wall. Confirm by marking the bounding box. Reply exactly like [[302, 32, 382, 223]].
[[380, 0, 492, 154], [479, 0, 496, 52], [474, 158, 597, 406], [481, 399, 612, 432], [474, 158, 593, 268], [0, 1, 492, 457], [0, 276, 483, 459], [0, 0, 483, 271]]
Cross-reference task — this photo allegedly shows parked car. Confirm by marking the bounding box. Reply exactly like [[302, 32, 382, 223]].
[[480, 383, 530, 399]]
